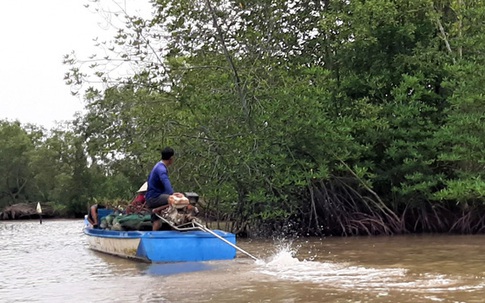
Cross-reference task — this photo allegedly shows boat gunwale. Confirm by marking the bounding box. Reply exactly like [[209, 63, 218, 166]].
[[83, 227, 234, 239]]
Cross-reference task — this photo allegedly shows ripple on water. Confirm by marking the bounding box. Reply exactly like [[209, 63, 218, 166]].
[[255, 245, 485, 294], [0, 220, 163, 303], [3, 221, 485, 303]]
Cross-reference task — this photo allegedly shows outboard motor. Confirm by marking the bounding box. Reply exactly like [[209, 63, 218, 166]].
[[184, 192, 199, 205], [161, 192, 200, 226]]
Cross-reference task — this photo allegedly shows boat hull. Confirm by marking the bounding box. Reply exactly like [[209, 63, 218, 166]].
[[83, 228, 237, 262]]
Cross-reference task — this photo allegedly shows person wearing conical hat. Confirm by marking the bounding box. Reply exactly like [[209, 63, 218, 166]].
[[126, 182, 147, 214], [133, 182, 147, 204], [137, 182, 148, 193]]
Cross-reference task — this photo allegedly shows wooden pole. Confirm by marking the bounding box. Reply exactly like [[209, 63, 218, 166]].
[[36, 202, 43, 225]]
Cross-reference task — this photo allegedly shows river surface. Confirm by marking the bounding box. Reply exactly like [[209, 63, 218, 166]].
[[2, 220, 485, 302]]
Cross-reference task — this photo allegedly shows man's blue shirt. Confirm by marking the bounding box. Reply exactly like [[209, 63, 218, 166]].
[[145, 162, 174, 200]]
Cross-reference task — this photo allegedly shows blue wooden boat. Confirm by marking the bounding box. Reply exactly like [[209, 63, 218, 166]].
[[83, 195, 257, 263], [83, 227, 237, 262]]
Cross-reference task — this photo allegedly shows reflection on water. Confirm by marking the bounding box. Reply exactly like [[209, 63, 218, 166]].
[[2, 220, 485, 302], [146, 262, 214, 276]]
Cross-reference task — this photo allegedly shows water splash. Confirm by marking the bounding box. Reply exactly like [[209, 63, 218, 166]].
[[256, 243, 485, 293]]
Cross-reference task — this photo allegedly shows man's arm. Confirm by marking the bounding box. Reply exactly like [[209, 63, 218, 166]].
[[160, 171, 174, 194], [90, 205, 98, 226]]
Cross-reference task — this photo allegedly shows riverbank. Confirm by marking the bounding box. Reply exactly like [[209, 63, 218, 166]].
[[0, 202, 59, 220]]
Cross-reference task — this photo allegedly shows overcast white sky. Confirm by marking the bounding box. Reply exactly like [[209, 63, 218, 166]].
[[0, 0, 149, 129]]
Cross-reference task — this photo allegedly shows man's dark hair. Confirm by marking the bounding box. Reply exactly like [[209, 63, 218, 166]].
[[161, 147, 175, 160]]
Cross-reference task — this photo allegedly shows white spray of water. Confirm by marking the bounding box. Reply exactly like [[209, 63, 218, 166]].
[[255, 243, 485, 293]]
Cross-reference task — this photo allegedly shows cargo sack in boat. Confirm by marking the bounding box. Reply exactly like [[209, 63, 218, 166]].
[[99, 216, 108, 229], [99, 213, 120, 230], [111, 215, 123, 231], [116, 214, 152, 231], [99, 213, 116, 229]]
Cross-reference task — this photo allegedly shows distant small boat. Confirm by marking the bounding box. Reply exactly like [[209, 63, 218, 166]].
[[83, 227, 237, 262]]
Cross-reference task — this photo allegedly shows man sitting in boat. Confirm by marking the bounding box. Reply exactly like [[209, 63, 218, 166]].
[[145, 147, 177, 230], [87, 204, 105, 228], [145, 147, 200, 230]]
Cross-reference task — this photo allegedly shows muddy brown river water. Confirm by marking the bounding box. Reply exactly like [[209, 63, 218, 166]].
[[2, 219, 485, 302]]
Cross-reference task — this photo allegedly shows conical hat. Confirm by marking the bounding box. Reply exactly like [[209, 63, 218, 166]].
[[137, 182, 148, 193]]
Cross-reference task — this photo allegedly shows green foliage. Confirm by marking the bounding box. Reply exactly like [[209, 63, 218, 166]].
[[0, 120, 34, 207], [1, 0, 479, 234], [432, 1, 485, 207], [434, 176, 485, 202], [0, 119, 146, 217]]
